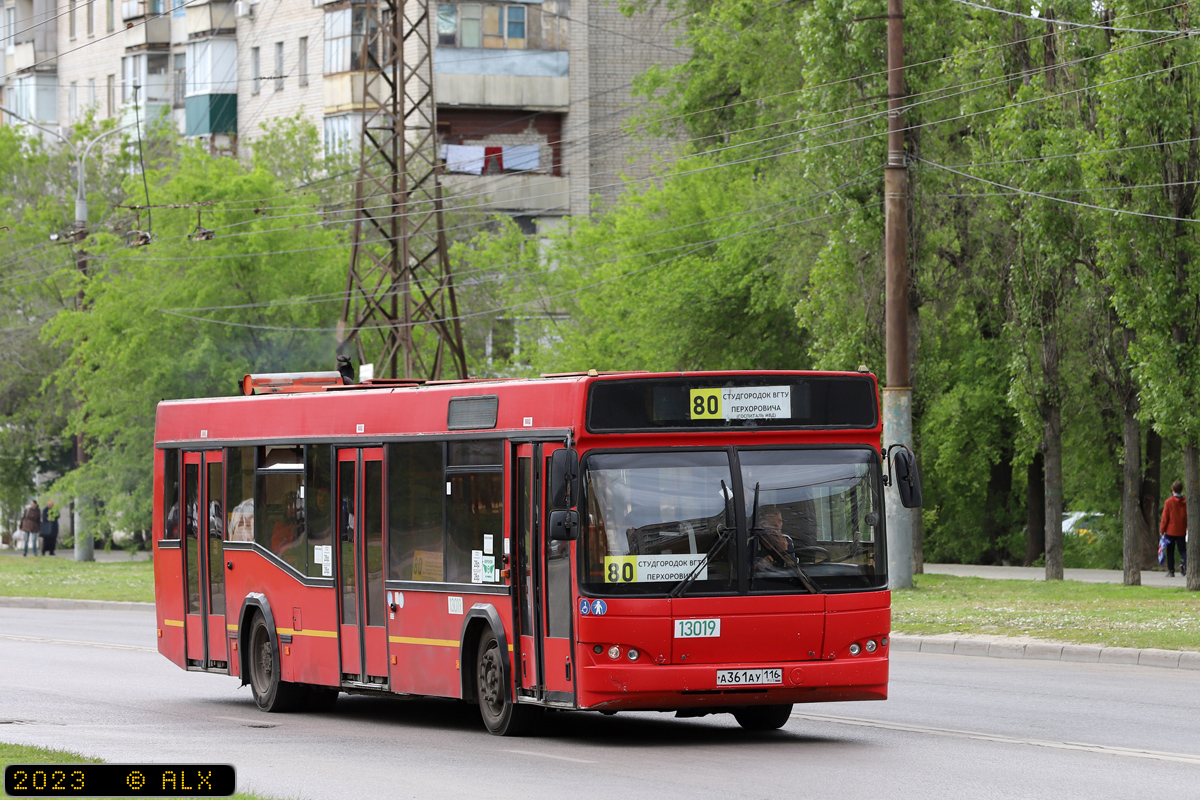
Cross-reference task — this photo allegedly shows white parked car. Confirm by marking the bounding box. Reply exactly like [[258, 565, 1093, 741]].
[[1062, 512, 1103, 542]]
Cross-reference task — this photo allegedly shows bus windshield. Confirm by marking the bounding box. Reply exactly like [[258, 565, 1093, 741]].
[[582, 447, 885, 596]]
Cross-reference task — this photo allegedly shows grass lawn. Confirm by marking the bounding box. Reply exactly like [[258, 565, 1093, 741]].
[[894, 574, 1200, 651], [0, 553, 154, 603], [0, 742, 269, 800]]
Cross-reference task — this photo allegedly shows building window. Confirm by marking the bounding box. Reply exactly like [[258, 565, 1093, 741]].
[[173, 0, 185, 18], [440, 5, 525, 49], [506, 4, 524, 45], [149, 0, 165, 14], [172, 53, 185, 108], [106, 74, 115, 116], [324, 7, 375, 74], [437, 4, 456, 46], [87, 0, 94, 35], [69, 0, 77, 38], [69, 82, 78, 122], [107, 0, 114, 31], [251, 46, 260, 94], [324, 114, 353, 154], [298, 37, 308, 87], [88, 78, 96, 110], [4, 7, 14, 47], [274, 41, 284, 91]]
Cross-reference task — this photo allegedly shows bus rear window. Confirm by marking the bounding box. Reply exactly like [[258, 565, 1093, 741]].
[[586, 376, 877, 432]]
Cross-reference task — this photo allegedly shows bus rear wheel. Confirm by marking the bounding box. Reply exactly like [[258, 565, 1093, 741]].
[[733, 704, 793, 731], [248, 612, 303, 712], [476, 634, 538, 736]]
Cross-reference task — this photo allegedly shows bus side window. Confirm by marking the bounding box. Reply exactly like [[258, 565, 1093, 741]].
[[306, 445, 334, 578], [387, 442, 445, 581], [163, 448, 179, 540], [226, 447, 255, 542], [445, 441, 503, 584], [255, 445, 306, 572]]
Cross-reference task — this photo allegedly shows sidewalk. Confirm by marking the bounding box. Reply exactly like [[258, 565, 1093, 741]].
[[923, 563, 1182, 588]]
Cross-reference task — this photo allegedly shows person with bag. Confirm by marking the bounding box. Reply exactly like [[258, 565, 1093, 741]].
[[20, 500, 41, 557], [39, 501, 59, 556], [1160, 480, 1188, 577]]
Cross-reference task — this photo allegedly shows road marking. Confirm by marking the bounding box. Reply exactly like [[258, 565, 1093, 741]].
[[503, 749, 596, 764], [792, 712, 1200, 766], [0, 632, 156, 653]]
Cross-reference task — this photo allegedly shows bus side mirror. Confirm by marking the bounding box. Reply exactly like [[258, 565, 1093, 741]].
[[549, 448, 580, 510], [548, 509, 579, 541], [889, 447, 923, 509]]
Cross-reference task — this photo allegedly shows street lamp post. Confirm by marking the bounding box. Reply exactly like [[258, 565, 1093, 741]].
[[0, 107, 134, 562]]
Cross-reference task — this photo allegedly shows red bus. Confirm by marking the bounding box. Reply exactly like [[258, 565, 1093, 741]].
[[152, 370, 918, 735]]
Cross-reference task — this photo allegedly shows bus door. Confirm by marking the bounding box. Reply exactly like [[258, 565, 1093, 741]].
[[514, 443, 574, 701], [182, 450, 227, 668], [336, 447, 388, 685]]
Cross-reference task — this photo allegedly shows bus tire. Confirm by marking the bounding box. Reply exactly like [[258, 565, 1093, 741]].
[[476, 634, 537, 736], [733, 704, 793, 731], [248, 612, 303, 712]]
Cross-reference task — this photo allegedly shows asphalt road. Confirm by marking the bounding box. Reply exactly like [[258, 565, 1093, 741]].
[[2, 607, 1198, 799]]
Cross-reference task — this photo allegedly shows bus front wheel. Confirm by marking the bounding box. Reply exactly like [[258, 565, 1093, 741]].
[[733, 704, 793, 731], [476, 634, 538, 736], [248, 612, 303, 712]]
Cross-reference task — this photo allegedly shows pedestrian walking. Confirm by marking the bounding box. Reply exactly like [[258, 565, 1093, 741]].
[[1160, 480, 1188, 577], [39, 501, 58, 556], [20, 500, 40, 557]]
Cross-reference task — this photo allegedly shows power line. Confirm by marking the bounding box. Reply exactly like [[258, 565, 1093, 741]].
[[948, 0, 1192, 35]]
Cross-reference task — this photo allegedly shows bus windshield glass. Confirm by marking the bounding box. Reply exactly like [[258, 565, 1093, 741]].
[[740, 448, 884, 593], [582, 447, 884, 596], [583, 451, 736, 596]]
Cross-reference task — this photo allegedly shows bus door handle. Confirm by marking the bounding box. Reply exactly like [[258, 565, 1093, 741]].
[[226, 561, 233, 571]]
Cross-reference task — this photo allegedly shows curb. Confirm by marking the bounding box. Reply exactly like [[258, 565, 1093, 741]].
[[891, 634, 1200, 670], [0, 596, 154, 612]]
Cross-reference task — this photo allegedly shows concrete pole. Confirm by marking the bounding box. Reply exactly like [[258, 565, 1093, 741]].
[[884, 0, 913, 590]]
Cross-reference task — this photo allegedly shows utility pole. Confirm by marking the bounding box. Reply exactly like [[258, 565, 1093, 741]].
[[338, 0, 467, 380], [883, 0, 914, 590]]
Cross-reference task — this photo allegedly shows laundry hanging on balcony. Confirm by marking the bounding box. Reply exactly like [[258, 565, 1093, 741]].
[[440, 144, 485, 175], [502, 144, 540, 172]]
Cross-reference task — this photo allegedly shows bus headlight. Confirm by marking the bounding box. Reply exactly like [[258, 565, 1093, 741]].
[[627, 648, 639, 661], [865, 639, 877, 653], [607, 645, 621, 660], [849, 643, 861, 656]]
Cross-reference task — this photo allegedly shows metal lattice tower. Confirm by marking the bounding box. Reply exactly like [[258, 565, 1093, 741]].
[[338, 0, 468, 380]]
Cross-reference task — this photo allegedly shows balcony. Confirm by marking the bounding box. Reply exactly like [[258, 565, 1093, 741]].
[[125, 16, 171, 47], [322, 71, 382, 114], [441, 173, 569, 214], [186, 2, 234, 36], [434, 49, 568, 110], [12, 41, 56, 72], [122, 0, 147, 20]]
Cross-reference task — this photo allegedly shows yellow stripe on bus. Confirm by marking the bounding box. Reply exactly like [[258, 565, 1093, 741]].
[[389, 636, 459, 648], [275, 627, 338, 639], [227, 624, 238, 631], [164, 619, 184, 627]]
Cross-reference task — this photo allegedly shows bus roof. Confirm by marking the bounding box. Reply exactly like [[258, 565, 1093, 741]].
[[154, 370, 880, 447]]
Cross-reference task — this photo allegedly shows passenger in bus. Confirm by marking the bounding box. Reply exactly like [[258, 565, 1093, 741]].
[[227, 498, 254, 541]]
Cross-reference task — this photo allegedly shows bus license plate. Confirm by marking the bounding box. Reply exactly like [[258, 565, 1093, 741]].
[[715, 668, 783, 686]]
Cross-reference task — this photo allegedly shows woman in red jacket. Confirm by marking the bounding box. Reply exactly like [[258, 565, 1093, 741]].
[[1161, 480, 1188, 577]]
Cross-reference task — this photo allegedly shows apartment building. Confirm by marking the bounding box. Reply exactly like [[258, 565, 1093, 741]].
[[1, 0, 687, 224]]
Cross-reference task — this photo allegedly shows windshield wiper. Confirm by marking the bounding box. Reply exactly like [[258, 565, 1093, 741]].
[[669, 480, 735, 599], [748, 481, 820, 594]]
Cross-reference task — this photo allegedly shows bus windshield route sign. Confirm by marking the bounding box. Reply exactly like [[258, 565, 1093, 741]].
[[689, 386, 792, 421]]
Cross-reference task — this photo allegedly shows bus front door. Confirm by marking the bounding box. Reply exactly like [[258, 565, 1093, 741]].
[[514, 443, 575, 703], [336, 447, 388, 685], [182, 450, 227, 669]]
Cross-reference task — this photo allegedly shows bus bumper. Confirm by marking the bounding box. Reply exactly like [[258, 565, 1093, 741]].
[[576, 656, 888, 711]]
